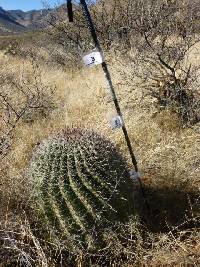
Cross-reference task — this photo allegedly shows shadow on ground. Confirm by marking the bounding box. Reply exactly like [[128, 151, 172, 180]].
[[141, 184, 200, 232]]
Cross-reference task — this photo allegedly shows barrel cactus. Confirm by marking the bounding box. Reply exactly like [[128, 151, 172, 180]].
[[29, 128, 134, 248]]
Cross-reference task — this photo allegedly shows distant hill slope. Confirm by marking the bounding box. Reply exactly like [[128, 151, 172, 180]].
[[7, 9, 50, 29], [0, 7, 51, 35], [0, 7, 25, 34]]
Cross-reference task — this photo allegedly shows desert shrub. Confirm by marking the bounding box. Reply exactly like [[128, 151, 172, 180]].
[[4, 39, 22, 56], [151, 75, 200, 125], [0, 60, 56, 158], [109, 0, 200, 125]]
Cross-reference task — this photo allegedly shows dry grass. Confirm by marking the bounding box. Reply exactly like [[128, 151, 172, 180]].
[[0, 42, 199, 266]]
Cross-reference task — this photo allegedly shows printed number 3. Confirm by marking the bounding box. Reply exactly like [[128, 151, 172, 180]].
[[91, 56, 95, 63], [115, 120, 120, 127]]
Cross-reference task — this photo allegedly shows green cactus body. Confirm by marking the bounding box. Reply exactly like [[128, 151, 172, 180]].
[[30, 129, 134, 245]]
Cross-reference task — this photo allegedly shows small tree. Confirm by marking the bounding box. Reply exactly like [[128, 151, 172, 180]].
[[0, 59, 56, 158], [127, 0, 200, 124]]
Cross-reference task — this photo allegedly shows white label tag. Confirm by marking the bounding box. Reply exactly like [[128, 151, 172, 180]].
[[83, 51, 103, 67], [111, 116, 123, 130], [130, 170, 140, 179], [130, 170, 140, 183]]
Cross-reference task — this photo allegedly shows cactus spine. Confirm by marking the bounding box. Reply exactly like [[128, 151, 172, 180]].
[[30, 129, 134, 240]]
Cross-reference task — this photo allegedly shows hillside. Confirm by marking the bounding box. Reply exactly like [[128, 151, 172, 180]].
[[7, 8, 50, 29], [0, 7, 25, 34], [0, 6, 50, 34]]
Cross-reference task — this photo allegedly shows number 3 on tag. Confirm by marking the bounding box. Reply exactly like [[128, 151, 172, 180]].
[[83, 51, 103, 67], [111, 116, 123, 130]]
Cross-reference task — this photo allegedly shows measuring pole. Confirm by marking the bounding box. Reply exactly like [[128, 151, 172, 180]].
[[67, 0, 73, 22], [79, 0, 147, 198], [80, 0, 139, 168], [67, 0, 146, 199]]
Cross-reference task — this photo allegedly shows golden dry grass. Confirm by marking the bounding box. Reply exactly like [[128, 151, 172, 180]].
[[0, 43, 199, 266]]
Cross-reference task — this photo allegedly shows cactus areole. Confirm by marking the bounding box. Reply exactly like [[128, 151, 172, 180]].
[[30, 128, 134, 239]]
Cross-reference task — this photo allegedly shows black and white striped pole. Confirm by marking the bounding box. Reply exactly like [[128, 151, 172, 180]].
[[67, 0, 147, 202]]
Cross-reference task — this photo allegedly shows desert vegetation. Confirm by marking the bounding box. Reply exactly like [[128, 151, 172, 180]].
[[0, 0, 199, 266]]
